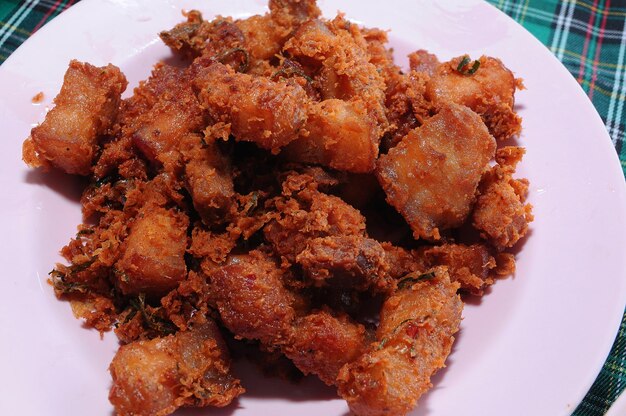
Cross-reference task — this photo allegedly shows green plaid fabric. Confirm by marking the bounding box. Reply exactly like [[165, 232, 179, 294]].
[[1, 0, 625, 414]]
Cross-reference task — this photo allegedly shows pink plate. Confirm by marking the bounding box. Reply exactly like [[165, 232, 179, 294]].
[[1, 1, 625, 415]]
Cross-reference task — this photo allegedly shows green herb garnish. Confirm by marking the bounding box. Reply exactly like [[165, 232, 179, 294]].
[[456, 55, 480, 75], [397, 271, 436, 290], [216, 48, 249, 73], [271, 60, 313, 83], [128, 293, 176, 336], [378, 318, 414, 350], [76, 228, 94, 237]]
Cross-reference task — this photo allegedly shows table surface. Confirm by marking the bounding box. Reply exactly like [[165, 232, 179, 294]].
[[1, 0, 625, 415]]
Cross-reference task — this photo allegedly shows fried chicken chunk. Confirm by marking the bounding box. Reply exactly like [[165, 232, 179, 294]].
[[426, 55, 522, 141], [109, 321, 244, 416], [128, 66, 205, 168], [180, 134, 235, 224], [209, 251, 300, 346], [337, 268, 462, 416], [296, 235, 392, 292], [472, 146, 533, 250], [377, 103, 496, 240], [193, 62, 308, 152], [160, 11, 245, 61], [408, 49, 440, 76], [284, 310, 367, 386], [421, 243, 498, 295], [23, 60, 127, 175], [264, 172, 367, 263], [115, 206, 189, 297], [282, 98, 381, 172]]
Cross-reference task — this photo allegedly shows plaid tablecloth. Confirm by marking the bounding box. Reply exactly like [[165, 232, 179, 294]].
[[1, 0, 625, 414]]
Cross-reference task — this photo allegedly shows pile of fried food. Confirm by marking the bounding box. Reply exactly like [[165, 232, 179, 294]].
[[22, 1, 533, 415]]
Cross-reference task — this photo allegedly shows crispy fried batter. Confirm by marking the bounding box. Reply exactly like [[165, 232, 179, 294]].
[[285, 309, 367, 386], [115, 206, 189, 297], [472, 146, 534, 250], [109, 321, 244, 416], [24, 61, 127, 175], [194, 62, 308, 152], [337, 268, 462, 416], [426, 55, 523, 141], [264, 172, 367, 263], [377, 103, 496, 240]]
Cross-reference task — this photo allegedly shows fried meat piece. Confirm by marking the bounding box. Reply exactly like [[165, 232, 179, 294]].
[[128, 65, 206, 169], [23, 60, 127, 175], [285, 17, 388, 127], [109, 321, 244, 416], [380, 242, 426, 280], [94, 64, 189, 179], [194, 63, 308, 152], [123, 64, 188, 119], [426, 55, 522, 141], [234, 14, 283, 66], [209, 251, 301, 346], [284, 310, 367, 386], [472, 146, 533, 251], [282, 98, 380, 172], [376, 103, 496, 240], [296, 235, 392, 292], [381, 70, 432, 151], [115, 206, 189, 297], [337, 268, 462, 416], [269, 0, 321, 31], [264, 173, 367, 263], [421, 243, 499, 295], [160, 11, 245, 60], [180, 134, 235, 224], [235, 0, 321, 64], [408, 49, 440, 76]]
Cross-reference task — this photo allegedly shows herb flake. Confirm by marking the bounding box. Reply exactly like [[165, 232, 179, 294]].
[[456, 55, 480, 76], [216, 48, 249, 73], [397, 271, 436, 290], [128, 293, 176, 336]]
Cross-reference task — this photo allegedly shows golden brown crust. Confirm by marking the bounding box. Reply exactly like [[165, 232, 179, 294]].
[[284, 310, 367, 385], [115, 206, 189, 297], [194, 62, 308, 152], [25, 61, 127, 175], [337, 269, 463, 416], [472, 146, 534, 250], [426, 55, 522, 141], [376, 103, 496, 240], [109, 321, 244, 416]]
